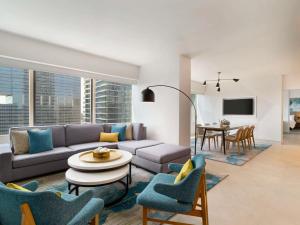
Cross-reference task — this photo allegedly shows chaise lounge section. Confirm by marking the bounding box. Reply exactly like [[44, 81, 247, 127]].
[[0, 123, 191, 183]]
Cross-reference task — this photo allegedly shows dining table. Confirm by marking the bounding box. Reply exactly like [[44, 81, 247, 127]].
[[197, 124, 245, 154]]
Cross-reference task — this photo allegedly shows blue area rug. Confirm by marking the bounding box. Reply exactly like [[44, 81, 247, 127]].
[[51, 172, 226, 224], [192, 142, 272, 166]]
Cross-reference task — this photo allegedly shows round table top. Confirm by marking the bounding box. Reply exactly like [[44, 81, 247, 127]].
[[65, 165, 129, 186], [68, 150, 132, 171]]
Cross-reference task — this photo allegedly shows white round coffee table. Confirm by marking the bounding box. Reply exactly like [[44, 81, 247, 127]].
[[66, 150, 133, 205], [68, 150, 132, 170]]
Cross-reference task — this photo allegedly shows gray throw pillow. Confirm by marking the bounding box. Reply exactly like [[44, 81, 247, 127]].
[[126, 123, 133, 140], [11, 130, 29, 155]]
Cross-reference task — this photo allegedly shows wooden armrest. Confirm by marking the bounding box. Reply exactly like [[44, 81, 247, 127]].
[[20, 203, 36, 225]]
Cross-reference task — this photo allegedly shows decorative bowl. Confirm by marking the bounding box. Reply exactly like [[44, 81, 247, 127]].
[[92, 148, 110, 159]]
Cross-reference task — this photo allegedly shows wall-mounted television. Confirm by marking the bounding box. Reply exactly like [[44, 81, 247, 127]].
[[223, 98, 255, 115]]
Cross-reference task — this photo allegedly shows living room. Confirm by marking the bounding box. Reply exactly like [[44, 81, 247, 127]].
[[0, 1, 300, 225]]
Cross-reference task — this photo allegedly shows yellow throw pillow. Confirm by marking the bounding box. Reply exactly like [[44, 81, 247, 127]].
[[6, 183, 31, 192], [100, 132, 119, 142], [174, 159, 194, 184]]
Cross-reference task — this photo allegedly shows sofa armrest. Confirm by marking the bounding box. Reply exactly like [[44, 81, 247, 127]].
[[0, 144, 13, 182]]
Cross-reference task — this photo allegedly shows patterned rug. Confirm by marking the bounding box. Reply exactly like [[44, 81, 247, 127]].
[[191, 141, 272, 166], [20, 166, 227, 225]]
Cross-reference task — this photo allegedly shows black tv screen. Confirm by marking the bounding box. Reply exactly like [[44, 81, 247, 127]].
[[223, 98, 254, 115]]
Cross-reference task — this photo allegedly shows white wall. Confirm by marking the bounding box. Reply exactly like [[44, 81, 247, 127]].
[[283, 75, 300, 90], [0, 31, 139, 84], [132, 54, 191, 145], [179, 56, 191, 146], [193, 74, 283, 142]]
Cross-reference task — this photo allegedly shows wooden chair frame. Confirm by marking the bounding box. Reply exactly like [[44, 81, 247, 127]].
[[20, 203, 100, 225], [225, 128, 244, 154], [142, 170, 208, 225]]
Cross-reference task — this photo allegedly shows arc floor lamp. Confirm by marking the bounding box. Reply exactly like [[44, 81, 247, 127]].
[[141, 85, 198, 155]]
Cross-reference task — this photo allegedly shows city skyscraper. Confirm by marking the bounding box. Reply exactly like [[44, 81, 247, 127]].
[[34, 72, 81, 125], [0, 67, 29, 135], [82, 80, 132, 123]]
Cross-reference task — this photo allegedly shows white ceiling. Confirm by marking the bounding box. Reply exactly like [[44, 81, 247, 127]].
[[0, 0, 299, 76]]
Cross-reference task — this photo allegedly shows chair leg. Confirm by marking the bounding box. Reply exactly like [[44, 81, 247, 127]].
[[200, 174, 209, 225], [208, 138, 211, 151], [252, 136, 256, 148], [213, 137, 216, 149], [248, 138, 252, 149], [237, 141, 240, 154], [20, 203, 36, 225], [90, 214, 99, 225], [143, 207, 148, 225]]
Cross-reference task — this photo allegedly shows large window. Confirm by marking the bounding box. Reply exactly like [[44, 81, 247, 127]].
[[0, 66, 132, 134], [34, 72, 81, 125], [0, 67, 29, 134], [94, 80, 132, 123]]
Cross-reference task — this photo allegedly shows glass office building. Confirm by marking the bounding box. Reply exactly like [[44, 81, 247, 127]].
[[0, 67, 29, 135], [94, 80, 132, 123], [34, 72, 81, 125]]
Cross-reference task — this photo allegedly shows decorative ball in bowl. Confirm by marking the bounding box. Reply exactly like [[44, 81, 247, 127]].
[[93, 147, 111, 159]]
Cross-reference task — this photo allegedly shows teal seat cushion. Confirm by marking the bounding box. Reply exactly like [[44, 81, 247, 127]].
[[136, 173, 193, 213], [111, 125, 126, 141], [28, 128, 53, 154]]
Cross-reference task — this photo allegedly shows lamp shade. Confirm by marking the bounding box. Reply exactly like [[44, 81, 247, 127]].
[[141, 88, 155, 102], [233, 78, 239, 82]]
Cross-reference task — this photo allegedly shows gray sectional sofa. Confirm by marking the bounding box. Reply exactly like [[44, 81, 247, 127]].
[[0, 123, 191, 183]]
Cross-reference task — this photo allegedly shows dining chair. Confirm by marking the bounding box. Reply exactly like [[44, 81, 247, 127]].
[[249, 125, 256, 148], [137, 154, 208, 225], [197, 125, 217, 150], [225, 127, 244, 154], [242, 127, 252, 150]]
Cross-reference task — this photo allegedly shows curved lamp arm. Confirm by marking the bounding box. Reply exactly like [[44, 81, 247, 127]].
[[146, 84, 198, 155]]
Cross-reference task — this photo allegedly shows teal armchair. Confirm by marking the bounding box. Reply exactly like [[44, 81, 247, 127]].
[[137, 154, 208, 225], [0, 181, 104, 225]]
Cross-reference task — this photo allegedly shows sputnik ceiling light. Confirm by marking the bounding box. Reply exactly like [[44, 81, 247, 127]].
[[202, 72, 239, 92]]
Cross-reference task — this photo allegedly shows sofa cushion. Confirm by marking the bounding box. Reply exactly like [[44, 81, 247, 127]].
[[132, 123, 144, 140], [111, 125, 126, 141], [28, 128, 53, 154], [104, 123, 144, 140], [125, 123, 133, 140], [68, 142, 118, 152], [65, 124, 104, 146], [10, 125, 66, 151], [11, 130, 29, 155], [118, 140, 162, 155], [12, 147, 73, 168], [136, 144, 191, 164]]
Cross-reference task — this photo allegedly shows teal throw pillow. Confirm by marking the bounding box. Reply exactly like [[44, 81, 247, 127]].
[[111, 125, 126, 141], [28, 128, 53, 154]]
